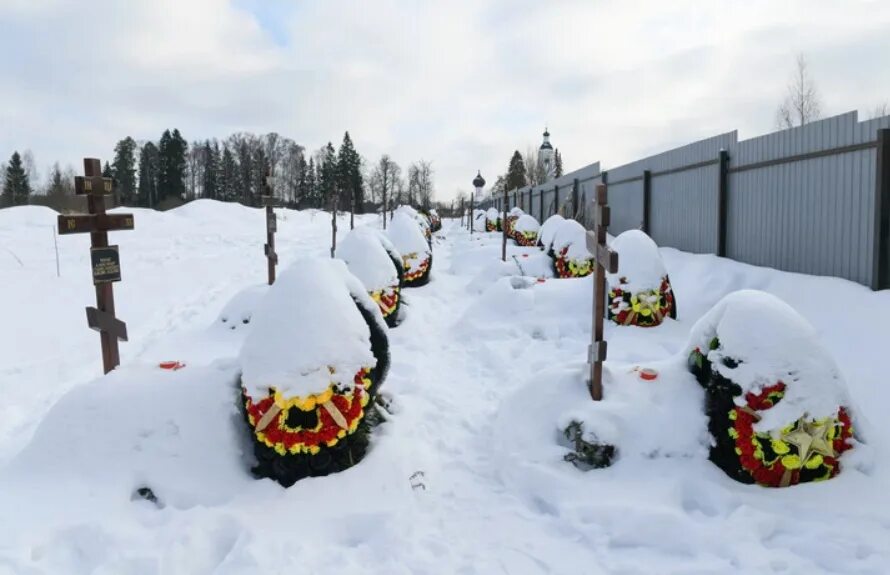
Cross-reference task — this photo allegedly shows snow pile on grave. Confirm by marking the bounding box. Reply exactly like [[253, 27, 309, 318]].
[[240, 257, 389, 486], [608, 230, 677, 327], [538, 214, 564, 252], [337, 228, 402, 326], [1, 363, 252, 511], [505, 206, 524, 235], [687, 290, 858, 487], [551, 219, 593, 278], [512, 214, 540, 246], [395, 204, 431, 241], [473, 208, 487, 228], [371, 228, 406, 282], [485, 207, 500, 232], [428, 208, 442, 232], [388, 212, 433, 286]]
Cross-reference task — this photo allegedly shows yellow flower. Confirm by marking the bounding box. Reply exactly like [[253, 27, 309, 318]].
[[805, 454, 824, 469], [770, 439, 790, 455], [781, 455, 802, 469]]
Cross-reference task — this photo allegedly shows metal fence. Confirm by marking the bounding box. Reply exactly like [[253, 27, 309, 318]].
[[485, 111, 890, 290]]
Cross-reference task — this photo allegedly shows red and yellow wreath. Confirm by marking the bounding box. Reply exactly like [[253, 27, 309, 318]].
[[726, 382, 854, 487], [402, 252, 431, 283], [370, 286, 400, 320], [244, 367, 374, 456], [514, 230, 538, 247], [609, 277, 675, 327], [554, 246, 593, 278]]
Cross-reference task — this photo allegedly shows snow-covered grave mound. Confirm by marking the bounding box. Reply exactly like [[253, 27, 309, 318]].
[[389, 212, 433, 287], [372, 228, 406, 283], [428, 208, 442, 232], [538, 213, 564, 253], [395, 204, 431, 242], [688, 290, 859, 487], [240, 258, 390, 487], [473, 208, 487, 229], [485, 207, 501, 232], [337, 227, 402, 327], [512, 214, 540, 247], [2, 362, 253, 512], [551, 219, 593, 278], [505, 206, 524, 235], [607, 230, 677, 327]]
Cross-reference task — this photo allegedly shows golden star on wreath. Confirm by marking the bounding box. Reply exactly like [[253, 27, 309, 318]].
[[782, 416, 836, 464]]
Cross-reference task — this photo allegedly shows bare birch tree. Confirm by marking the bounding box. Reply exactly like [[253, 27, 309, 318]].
[[776, 54, 822, 129]]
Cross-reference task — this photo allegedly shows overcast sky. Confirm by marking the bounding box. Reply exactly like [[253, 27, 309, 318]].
[[1, 0, 889, 201]]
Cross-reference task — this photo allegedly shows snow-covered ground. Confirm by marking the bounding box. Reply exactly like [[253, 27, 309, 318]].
[[0, 202, 889, 574]]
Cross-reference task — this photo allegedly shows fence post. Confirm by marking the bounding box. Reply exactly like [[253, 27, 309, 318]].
[[554, 185, 560, 216], [717, 149, 729, 257], [642, 169, 651, 234], [874, 129, 890, 290], [572, 178, 579, 218]]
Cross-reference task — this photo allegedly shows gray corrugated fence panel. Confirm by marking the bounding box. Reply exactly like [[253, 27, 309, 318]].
[[514, 161, 600, 223], [578, 174, 604, 229], [651, 164, 719, 253], [727, 111, 890, 286], [607, 179, 643, 234]]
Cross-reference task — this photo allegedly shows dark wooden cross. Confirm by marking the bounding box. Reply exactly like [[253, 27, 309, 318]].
[[261, 171, 278, 285], [585, 184, 619, 401], [501, 187, 509, 261], [57, 158, 134, 375], [330, 193, 338, 258]]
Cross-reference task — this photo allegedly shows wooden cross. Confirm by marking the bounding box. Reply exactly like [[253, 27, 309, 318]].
[[585, 184, 619, 401], [501, 187, 509, 261], [261, 171, 278, 285], [57, 158, 134, 375], [330, 193, 338, 258]]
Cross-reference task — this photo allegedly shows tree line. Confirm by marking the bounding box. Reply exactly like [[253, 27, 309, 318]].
[[1, 131, 436, 213], [485, 146, 563, 201]]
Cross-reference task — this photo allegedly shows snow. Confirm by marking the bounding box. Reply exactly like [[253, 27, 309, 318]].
[[539, 213, 565, 249], [551, 218, 590, 260], [388, 212, 430, 256], [394, 204, 430, 233], [514, 214, 540, 233], [485, 207, 500, 223], [688, 289, 854, 431], [239, 258, 379, 398], [1, 203, 890, 573], [508, 206, 524, 217], [608, 229, 667, 291], [336, 227, 399, 290]]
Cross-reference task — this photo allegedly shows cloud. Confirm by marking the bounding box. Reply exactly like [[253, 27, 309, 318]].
[[1, 0, 889, 198]]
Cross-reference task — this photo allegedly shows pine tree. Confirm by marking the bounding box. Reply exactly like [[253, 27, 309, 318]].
[[337, 132, 363, 215], [302, 157, 319, 208], [47, 163, 66, 199], [112, 137, 137, 205], [319, 142, 338, 209], [554, 149, 564, 178], [202, 140, 219, 200], [221, 145, 238, 202], [506, 150, 527, 191], [137, 142, 160, 208], [3, 151, 32, 206], [252, 145, 270, 206], [157, 129, 188, 203]]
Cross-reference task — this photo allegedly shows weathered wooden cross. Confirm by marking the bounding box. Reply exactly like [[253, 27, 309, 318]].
[[501, 187, 509, 261], [585, 184, 619, 401], [261, 171, 278, 285], [330, 193, 338, 258], [57, 158, 135, 375]]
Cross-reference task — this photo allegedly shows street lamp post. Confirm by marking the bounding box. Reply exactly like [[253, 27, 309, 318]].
[[472, 170, 485, 234]]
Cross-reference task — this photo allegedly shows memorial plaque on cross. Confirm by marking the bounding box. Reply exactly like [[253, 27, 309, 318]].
[[585, 184, 619, 401], [261, 170, 278, 285], [57, 158, 134, 375]]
